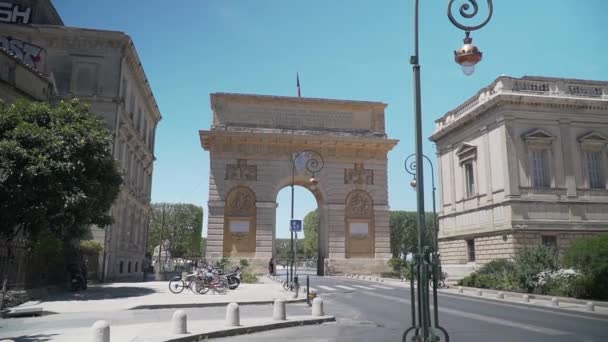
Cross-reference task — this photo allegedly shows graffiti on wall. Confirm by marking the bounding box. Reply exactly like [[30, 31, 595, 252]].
[[0, 2, 31, 24], [0, 36, 45, 70]]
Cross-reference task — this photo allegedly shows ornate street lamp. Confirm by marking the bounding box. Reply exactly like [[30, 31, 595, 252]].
[[405, 1, 493, 341], [288, 150, 324, 288]]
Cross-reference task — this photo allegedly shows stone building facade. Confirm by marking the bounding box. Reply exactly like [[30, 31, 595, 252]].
[[0, 47, 51, 102], [200, 93, 398, 274], [0, 0, 161, 281], [431, 76, 608, 276]]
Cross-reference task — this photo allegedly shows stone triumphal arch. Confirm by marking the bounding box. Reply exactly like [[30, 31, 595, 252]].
[[200, 93, 398, 274]]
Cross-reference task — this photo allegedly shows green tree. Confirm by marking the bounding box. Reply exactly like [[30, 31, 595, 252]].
[[303, 210, 319, 259], [147, 203, 204, 258], [389, 211, 435, 258], [0, 99, 122, 242], [0, 99, 122, 304], [200, 237, 207, 257]]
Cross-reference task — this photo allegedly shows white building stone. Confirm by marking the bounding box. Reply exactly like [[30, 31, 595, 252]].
[[0, 0, 161, 281], [431, 75, 608, 278]]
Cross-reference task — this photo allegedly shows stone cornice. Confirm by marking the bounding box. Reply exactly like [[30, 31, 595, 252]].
[[1, 23, 162, 124], [199, 129, 399, 153], [431, 76, 608, 142], [212, 92, 387, 110]]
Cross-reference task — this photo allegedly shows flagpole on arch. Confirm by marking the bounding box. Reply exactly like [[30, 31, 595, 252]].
[[297, 73, 301, 97]]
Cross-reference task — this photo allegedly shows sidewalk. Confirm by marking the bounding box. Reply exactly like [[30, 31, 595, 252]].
[[11, 279, 300, 314], [16, 315, 335, 342]]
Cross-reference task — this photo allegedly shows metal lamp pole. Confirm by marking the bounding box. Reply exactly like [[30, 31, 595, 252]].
[[404, 1, 493, 341], [290, 150, 324, 286]]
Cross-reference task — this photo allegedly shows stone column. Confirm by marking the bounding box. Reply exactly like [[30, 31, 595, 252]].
[[559, 120, 577, 197], [327, 204, 346, 259], [481, 126, 493, 203], [206, 201, 225, 259], [255, 202, 277, 260], [374, 205, 391, 259], [501, 118, 521, 197]]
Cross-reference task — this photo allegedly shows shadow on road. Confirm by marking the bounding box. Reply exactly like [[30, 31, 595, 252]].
[[38, 286, 156, 302], [5, 333, 58, 342]]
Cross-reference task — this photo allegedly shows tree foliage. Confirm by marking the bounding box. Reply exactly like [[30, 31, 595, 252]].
[[302, 210, 319, 259], [0, 99, 122, 242], [389, 211, 435, 258], [147, 203, 204, 258]]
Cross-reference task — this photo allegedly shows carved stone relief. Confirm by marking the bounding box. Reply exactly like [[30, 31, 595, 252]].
[[225, 186, 256, 217], [345, 190, 373, 218], [225, 159, 257, 181], [344, 163, 374, 185]]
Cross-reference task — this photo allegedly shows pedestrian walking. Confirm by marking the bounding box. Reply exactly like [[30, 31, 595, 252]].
[[269, 257, 274, 275]]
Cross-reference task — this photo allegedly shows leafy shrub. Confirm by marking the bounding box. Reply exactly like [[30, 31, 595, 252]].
[[477, 259, 515, 275], [241, 271, 258, 283], [239, 259, 249, 270], [215, 257, 230, 272], [79, 240, 103, 254], [387, 257, 411, 279], [562, 235, 608, 300], [513, 246, 559, 293]]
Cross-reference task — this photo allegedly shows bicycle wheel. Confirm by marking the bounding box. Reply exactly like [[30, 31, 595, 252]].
[[215, 277, 228, 294], [168, 277, 185, 294], [197, 278, 210, 294], [282, 281, 290, 291]]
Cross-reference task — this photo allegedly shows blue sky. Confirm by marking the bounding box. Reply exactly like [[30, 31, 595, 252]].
[[55, 0, 607, 239]]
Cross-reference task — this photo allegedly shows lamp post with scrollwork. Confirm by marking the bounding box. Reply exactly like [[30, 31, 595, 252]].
[[288, 150, 324, 288], [404, 1, 494, 341]]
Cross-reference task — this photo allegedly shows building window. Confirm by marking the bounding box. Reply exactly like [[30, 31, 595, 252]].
[[466, 239, 476, 262], [586, 151, 604, 189], [128, 261, 132, 273], [531, 149, 550, 188], [119, 261, 124, 274], [464, 162, 475, 197], [541, 235, 557, 250], [135, 262, 138, 273]]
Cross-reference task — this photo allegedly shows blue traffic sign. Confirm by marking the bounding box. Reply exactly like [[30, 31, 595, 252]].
[[290, 219, 302, 232]]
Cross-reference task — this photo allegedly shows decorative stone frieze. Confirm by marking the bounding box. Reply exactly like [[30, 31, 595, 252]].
[[344, 163, 374, 185], [225, 159, 257, 181]]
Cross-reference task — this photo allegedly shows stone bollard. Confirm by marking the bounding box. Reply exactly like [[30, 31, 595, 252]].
[[551, 297, 559, 307], [312, 297, 324, 317], [523, 294, 530, 303], [292, 286, 299, 299], [458, 286, 464, 294], [381, 279, 384, 283], [586, 301, 595, 312], [226, 303, 240, 326], [476, 290, 483, 296], [91, 320, 110, 342], [171, 310, 187, 334], [497, 292, 504, 299], [273, 299, 287, 320], [376, 277, 379, 282]]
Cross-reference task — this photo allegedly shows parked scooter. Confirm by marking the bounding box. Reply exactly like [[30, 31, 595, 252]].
[[224, 267, 241, 290]]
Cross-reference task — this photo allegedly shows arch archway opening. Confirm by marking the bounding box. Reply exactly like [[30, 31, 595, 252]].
[[273, 185, 325, 277]]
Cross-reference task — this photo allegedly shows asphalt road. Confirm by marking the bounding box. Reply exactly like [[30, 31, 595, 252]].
[[216, 275, 608, 342]]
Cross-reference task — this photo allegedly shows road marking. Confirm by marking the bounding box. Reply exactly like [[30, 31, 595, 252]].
[[360, 290, 568, 336], [370, 285, 395, 290], [318, 285, 337, 291], [352, 285, 374, 290], [335, 285, 357, 291]]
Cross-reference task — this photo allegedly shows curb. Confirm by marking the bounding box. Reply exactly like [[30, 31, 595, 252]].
[[130, 298, 307, 310], [449, 286, 608, 308], [144, 316, 336, 342], [438, 291, 608, 319]]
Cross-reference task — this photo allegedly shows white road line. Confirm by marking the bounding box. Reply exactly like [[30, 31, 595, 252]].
[[352, 285, 374, 290], [360, 290, 568, 336], [371, 285, 395, 290], [318, 285, 337, 291], [335, 285, 357, 290]]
